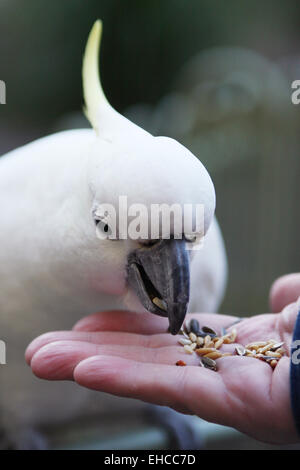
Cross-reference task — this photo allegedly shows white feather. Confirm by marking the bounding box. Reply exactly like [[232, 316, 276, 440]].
[[0, 21, 227, 441]]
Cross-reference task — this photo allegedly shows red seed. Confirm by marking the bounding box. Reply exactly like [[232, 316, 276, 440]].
[[176, 360, 187, 367]]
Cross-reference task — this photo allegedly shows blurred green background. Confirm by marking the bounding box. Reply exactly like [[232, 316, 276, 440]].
[[1, 0, 300, 449]]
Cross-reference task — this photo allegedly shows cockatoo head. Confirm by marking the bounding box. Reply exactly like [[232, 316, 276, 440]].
[[83, 21, 215, 334]]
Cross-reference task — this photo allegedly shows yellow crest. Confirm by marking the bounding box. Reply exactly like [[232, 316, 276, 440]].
[[82, 20, 108, 133]]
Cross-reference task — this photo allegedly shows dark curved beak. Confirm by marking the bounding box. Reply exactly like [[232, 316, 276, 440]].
[[127, 239, 190, 335]]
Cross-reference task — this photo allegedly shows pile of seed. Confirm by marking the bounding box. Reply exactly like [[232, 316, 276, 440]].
[[175, 318, 285, 372]]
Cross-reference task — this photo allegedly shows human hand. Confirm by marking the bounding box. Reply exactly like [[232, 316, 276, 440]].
[[26, 274, 300, 444]]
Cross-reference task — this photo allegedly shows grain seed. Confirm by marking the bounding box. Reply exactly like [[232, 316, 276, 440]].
[[264, 351, 281, 358], [196, 347, 216, 356], [152, 297, 167, 311], [204, 351, 223, 360], [222, 336, 232, 344], [255, 353, 264, 359], [196, 336, 204, 346], [184, 345, 194, 354], [261, 355, 280, 361], [229, 328, 237, 342], [245, 349, 256, 356], [269, 342, 284, 351], [189, 332, 197, 343], [204, 335, 213, 347], [177, 321, 285, 372], [257, 342, 276, 354], [214, 338, 224, 349], [178, 338, 192, 346], [245, 342, 267, 350]]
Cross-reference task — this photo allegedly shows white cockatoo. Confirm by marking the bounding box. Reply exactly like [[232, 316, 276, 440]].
[[0, 21, 227, 448]]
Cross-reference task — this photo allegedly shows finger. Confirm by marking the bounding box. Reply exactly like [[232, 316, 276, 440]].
[[73, 310, 237, 335], [26, 331, 93, 365], [73, 355, 226, 418], [230, 313, 279, 346], [26, 312, 239, 366], [30, 340, 199, 380], [26, 330, 179, 365], [279, 300, 300, 344], [73, 310, 169, 334], [270, 273, 300, 312]]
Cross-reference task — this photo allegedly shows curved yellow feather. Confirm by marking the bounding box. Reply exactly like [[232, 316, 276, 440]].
[[82, 20, 108, 132]]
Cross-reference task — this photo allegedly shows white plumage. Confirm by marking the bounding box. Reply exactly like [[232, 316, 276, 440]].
[[0, 21, 227, 446]]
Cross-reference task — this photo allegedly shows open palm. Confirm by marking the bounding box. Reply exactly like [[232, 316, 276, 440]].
[[26, 274, 300, 444]]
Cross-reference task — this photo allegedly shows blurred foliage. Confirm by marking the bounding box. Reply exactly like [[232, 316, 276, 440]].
[[125, 41, 300, 314], [1, 0, 300, 125]]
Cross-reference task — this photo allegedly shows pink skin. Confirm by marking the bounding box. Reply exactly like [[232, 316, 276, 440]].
[[26, 274, 300, 444]]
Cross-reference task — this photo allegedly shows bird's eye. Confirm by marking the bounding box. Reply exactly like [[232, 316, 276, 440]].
[[95, 219, 112, 238]]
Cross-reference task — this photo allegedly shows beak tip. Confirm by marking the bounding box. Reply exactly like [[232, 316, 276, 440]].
[[167, 303, 188, 336], [169, 326, 181, 336]]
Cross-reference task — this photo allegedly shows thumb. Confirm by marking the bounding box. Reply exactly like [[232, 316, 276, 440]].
[[269, 273, 300, 312]]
